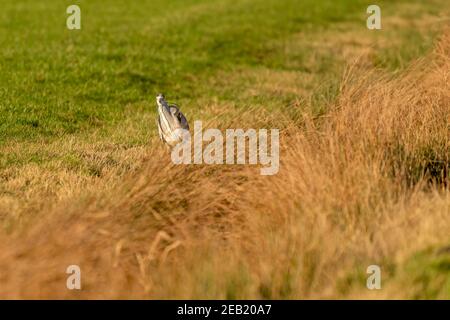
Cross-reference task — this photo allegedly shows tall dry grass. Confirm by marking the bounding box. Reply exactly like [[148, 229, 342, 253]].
[[0, 32, 448, 299]]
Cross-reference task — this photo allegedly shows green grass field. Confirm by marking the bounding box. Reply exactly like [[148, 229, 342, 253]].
[[0, 0, 442, 143], [0, 0, 443, 174], [0, 0, 448, 299]]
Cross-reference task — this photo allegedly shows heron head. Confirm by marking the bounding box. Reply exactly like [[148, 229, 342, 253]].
[[156, 93, 166, 107]]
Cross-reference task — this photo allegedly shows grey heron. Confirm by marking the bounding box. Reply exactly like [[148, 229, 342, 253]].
[[156, 94, 189, 147]]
